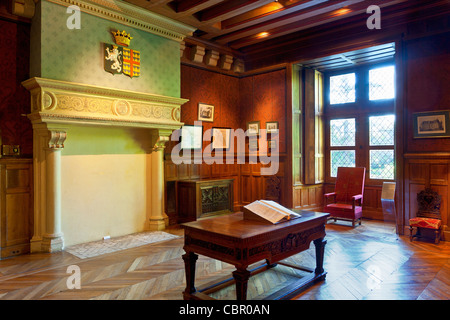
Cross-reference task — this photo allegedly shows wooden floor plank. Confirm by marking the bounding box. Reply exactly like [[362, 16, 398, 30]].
[[0, 220, 449, 300]]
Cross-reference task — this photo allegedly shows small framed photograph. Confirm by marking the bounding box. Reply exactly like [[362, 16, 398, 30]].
[[413, 111, 450, 138], [211, 127, 231, 150], [198, 103, 214, 122], [266, 121, 279, 134], [246, 121, 260, 136], [180, 125, 203, 150]]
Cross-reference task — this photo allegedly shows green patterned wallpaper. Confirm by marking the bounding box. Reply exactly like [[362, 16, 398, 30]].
[[32, 0, 180, 97]]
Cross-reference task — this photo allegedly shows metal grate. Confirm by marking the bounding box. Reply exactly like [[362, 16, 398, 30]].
[[330, 150, 355, 177], [369, 115, 395, 146], [329, 73, 356, 104], [369, 66, 395, 101], [370, 150, 394, 180], [330, 118, 355, 146]]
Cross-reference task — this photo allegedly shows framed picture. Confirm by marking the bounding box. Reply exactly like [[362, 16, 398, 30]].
[[413, 111, 450, 138], [198, 103, 214, 122], [246, 121, 260, 136], [211, 127, 231, 150], [266, 121, 279, 134], [180, 125, 203, 150]]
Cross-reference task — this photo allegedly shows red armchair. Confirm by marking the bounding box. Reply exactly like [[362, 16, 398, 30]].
[[323, 167, 366, 227]]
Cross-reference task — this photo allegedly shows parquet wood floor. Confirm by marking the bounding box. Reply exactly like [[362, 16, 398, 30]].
[[0, 219, 449, 300]]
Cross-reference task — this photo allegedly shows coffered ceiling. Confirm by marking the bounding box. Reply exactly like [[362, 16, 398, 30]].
[[123, 0, 447, 54]]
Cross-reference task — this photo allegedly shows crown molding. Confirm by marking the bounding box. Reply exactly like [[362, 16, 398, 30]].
[[45, 0, 196, 42], [22, 77, 187, 130]]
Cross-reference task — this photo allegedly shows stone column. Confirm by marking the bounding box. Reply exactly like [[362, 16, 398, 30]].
[[41, 130, 66, 252], [148, 135, 169, 231]]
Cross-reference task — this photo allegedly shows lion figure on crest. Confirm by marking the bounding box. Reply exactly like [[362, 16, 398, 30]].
[[105, 45, 122, 73]]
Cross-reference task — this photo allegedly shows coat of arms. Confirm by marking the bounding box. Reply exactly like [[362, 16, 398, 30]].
[[104, 30, 140, 78]]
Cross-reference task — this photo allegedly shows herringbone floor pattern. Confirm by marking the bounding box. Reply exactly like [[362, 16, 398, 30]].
[[0, 219, 449, 300]]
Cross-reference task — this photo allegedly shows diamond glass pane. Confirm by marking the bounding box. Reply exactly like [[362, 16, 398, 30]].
[[330, 73, 356, 104], [370, 150, 394, 180], [330, 150, 355, 177], [330, 118, 355, 146], [369, 115, 395, 146], [369, 66, 395, 100]]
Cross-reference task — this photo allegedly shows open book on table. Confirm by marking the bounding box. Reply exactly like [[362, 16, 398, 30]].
[[243, 200, 301, 224]]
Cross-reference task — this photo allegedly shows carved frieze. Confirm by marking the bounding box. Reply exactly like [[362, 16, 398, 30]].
[[22, 77, 187, 129], [45, 0, 195, 43], [248, 225, 324, 258]]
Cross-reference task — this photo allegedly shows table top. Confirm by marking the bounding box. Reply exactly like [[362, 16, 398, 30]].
[[181, 210, 329, 240]]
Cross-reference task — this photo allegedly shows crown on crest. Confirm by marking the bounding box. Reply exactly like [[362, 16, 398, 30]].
[[112, 30, 133, 47]]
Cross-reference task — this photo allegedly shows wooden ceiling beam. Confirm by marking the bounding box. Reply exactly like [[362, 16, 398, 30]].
[[173, 0, 223, 13], [213, 0, 362, 45], [199, 0, 329, 40], [196, 0, 274, 23], [226, 0, 407, 49], [221, 0, 328, 28]]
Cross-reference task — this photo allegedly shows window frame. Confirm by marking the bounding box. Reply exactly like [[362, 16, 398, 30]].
[[324, 62, 396, 185]]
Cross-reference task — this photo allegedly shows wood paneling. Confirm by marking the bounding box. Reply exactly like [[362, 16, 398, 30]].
[[404, 153, 450, 241], [405, 32, 450, 153], [166, 65, 290, 222], [0, 159, 33, 259], [0, 19, 32, 156]]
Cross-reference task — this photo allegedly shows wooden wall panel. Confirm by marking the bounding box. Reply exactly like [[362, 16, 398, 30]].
[[293, 185, 323, 211], [166, 65, 290, 223], [404, 154, 450, 240], [405, 33, 450, 154], [0, 19, 32, 156]]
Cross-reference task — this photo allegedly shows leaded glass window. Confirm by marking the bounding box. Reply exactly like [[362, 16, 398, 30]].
[[369, 115, 395, 146], [329, 73, 356, 104], [369, 66, 395, 101], [370, 150, 394, 179], [330, 118, 355, 146], [330, 150, 355, 177]]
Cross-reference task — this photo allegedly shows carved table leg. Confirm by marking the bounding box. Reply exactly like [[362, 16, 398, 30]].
[[232, 267, 251, 300], [182, 251, 198, 299], [313, 237, 327, 276]]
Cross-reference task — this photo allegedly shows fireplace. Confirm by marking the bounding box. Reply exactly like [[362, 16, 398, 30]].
[[22, 77, 188, 252]]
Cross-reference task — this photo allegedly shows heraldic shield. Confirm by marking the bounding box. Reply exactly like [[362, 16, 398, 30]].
[[123, 48, 140, 78], [104, 43, 123, 75]]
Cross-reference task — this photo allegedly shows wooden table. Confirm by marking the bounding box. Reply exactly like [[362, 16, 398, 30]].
[[181, 210, 329, 300]]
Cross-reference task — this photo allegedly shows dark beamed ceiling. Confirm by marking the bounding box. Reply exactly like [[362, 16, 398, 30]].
[[123, 0, 449, 70], [124, 1, 445, 50]]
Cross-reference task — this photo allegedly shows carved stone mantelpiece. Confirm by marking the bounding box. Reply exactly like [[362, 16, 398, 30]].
[[23, 77, 187, 130], [22, 77, 188, 252]]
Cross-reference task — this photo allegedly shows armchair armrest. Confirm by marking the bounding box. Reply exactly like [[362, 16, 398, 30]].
[[351, 194, 363, 209], [324, 192, 336, 205]]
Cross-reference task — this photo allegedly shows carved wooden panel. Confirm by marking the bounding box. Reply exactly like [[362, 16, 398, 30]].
[[1, 159, 33, 259], [177, 179, 234, 223]]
